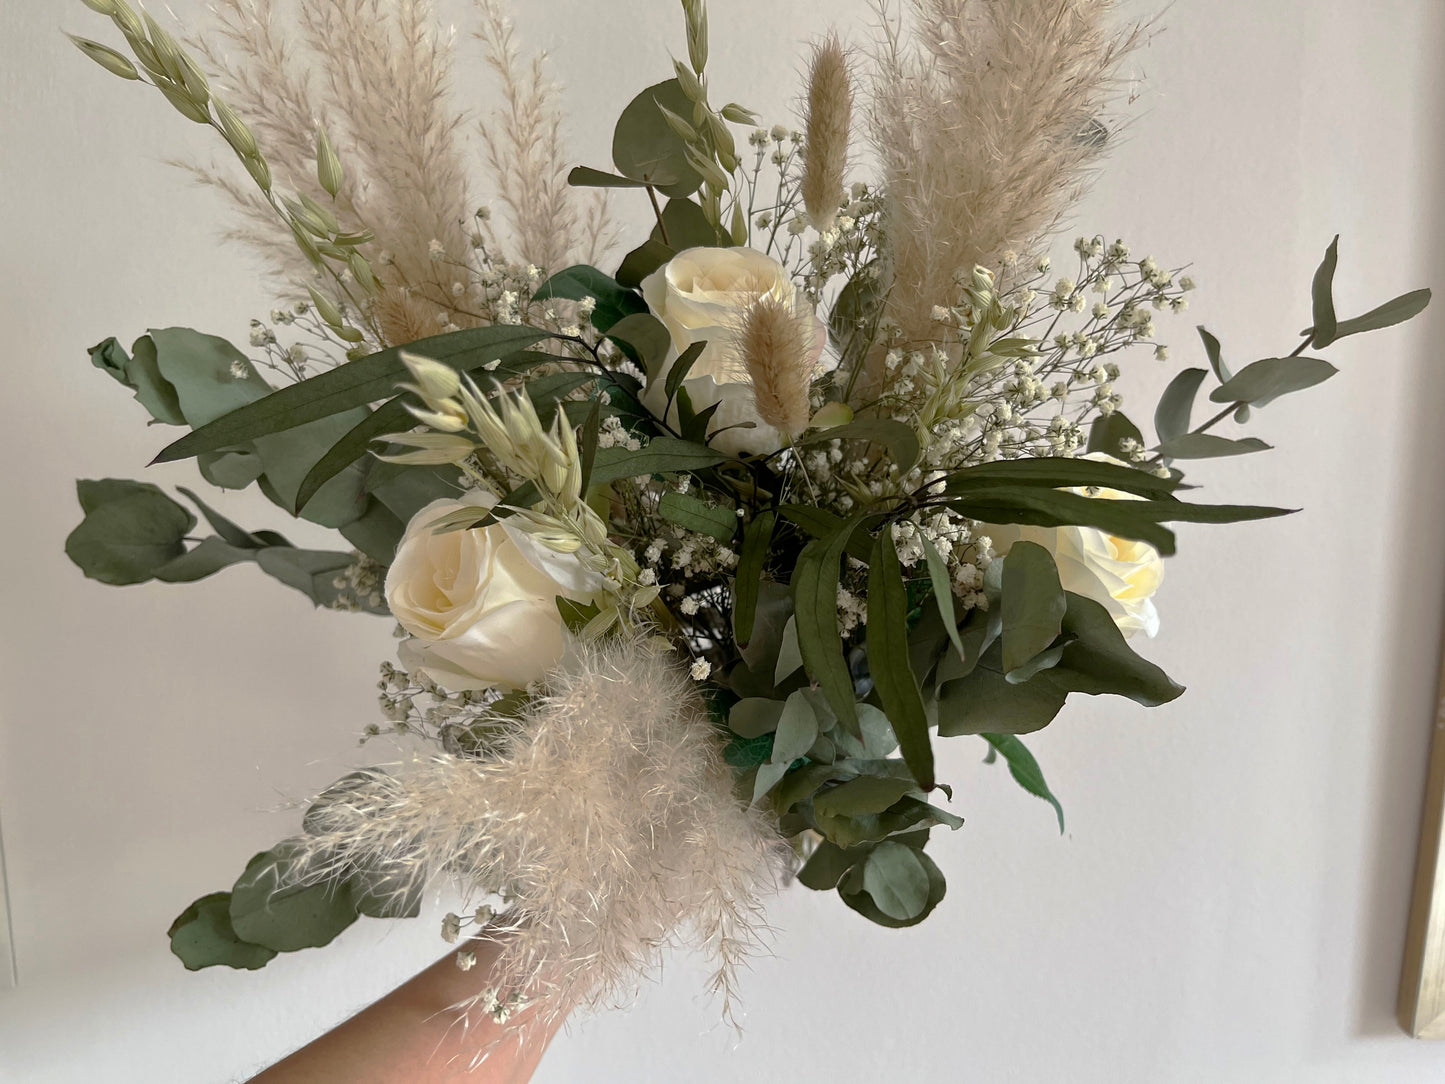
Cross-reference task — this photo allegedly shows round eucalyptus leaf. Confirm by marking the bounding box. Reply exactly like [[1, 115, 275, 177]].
[[612, 80, 704, 198]]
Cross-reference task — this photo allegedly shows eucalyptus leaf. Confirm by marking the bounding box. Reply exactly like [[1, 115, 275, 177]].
[[1154, 367, 1208, 445], [860, 840, 933, 922], [615, 239, 676, 291], [587, 438, 729, 485], [770, 690, 821, 764], [935, 640, 1068, 736], [532, 266, 647, 334], [1042, 591, 1185, 706], [66, 479, 195, 585], [1087, 411, 1145, 459], [611, 80, 705, 197], [838, 845, 946, 928], [1209, 356, 1338, 408], [919, 536, 966, 663], [800, 418, 919, 471], [1156, 433, 1273, 459], [229, 844, 360, 953], [1197, 326, 1231, 383], [1328, 288, 1431, 340], [813, 775, 916, 819], [773, 616, 804, 684], [729, 698, 785, 739], [1309, 235, 1339, 348], [167, 892, 277, 972], [943, 455, 1177, 499]]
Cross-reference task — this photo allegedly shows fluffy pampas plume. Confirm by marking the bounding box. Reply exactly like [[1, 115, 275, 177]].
[[736, 295, 820, 440], [801, 33, 854, 231], [292, 637, 780, 1049], [869, 0, 1145, 357]]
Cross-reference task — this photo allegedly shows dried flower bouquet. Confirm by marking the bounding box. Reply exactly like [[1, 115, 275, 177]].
[[61, 0, 1429, 1048]]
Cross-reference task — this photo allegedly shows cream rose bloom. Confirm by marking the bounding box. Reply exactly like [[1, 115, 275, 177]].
[[640, 246, 825, 457], [986, 454, 1165, 638], [384, 495, 606, 692]]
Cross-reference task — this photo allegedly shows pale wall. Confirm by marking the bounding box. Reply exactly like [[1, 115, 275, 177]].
[[3, 0, 1445, 1081]]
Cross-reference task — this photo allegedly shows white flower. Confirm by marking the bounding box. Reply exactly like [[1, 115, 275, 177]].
[[640, 247, 826, 456], [984, 454, 1164, 638], [385, 496, 607, 692]]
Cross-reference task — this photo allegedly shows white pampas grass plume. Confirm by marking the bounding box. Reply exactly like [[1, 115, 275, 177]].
[[735, 295, 819, 440], [869, 0, 1145, 356], [801, 33, 854, 231], [294, 637, 779, 1049]]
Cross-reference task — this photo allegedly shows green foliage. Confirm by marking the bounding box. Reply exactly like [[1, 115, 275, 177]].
[[609, 80, 705, 197], [229, 845, 360, 952], [982, 734, 1065, 833], [66, 479, 195, 585], [865, 531, 934, 789], [798, 418, 920, 473], [1087, 411, 1145, 458], [658, 491, 736, 541], [1157, 433, 1272, 459], [1154, 367, 1208, 445], [1000, 541, 1066, 676], [65, 480, 386, 612], [167, 893, 277, 972], [792, 516, 868, 735], [1309, 235, 1339, 349], [532, 266, 647, 334], [732, 511, 776, 645], [154, 325, 549, 464], [1208, 356, 1338, 408]]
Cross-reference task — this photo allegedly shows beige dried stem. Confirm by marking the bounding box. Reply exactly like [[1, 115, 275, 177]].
[[868, 0, 1146, 361], [801, 33, 854, 232], [736, 295, 819, 440]]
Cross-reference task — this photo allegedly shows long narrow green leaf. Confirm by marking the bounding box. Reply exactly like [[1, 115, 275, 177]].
[[732, 510, 776, 645], [658, 491, 737, 540], [941, 456, 1178, 499], [919, 534, 966, 662], [779, 504, 874, 562], [588, 437, 729, 485], [944, 487, 1179, 555], [792, 515, 867, 734], [866, 531, 935, 790], [800, 418, 920, 472], [294, 398, 410, 514], [155, 326, 549, 463], [981, 733, 1065, 833]]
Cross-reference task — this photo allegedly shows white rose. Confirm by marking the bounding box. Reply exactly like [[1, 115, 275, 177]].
[[640, 246, 825, 457], [384, 495, 606, 692], [985, 454, 1164, 638]]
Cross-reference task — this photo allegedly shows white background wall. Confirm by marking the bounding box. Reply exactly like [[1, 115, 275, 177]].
[[3, 0, 1445, 1080]]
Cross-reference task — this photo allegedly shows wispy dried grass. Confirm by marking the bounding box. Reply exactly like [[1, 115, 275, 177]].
[[176, 0, 613, 344], [293, 637, 780, 1054], [801, 33, 854, 232], [473, 0, 616, 272], [869, 0, 1146, 353]]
